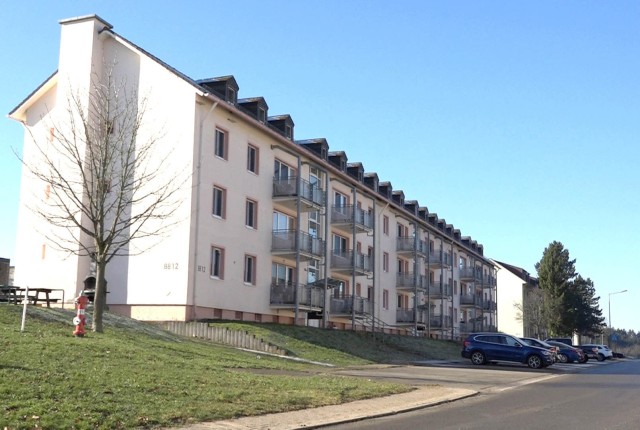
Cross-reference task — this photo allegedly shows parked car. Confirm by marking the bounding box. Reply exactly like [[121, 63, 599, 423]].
[[544, 340, 587, 363], [579, 344, 613, 361], [462, 333, 555, 369], [545, 337, 573, 346], [520, 337, 560, 362]]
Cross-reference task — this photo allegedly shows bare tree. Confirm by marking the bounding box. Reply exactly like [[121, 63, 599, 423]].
[[20, 67, 187, 332], [514, 287, 547, 338]]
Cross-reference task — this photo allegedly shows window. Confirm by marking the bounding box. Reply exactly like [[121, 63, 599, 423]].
[[247, 144, 259, 173], [397, 294, 403, 308], [227, 87, 236, 104], [244, 255, 256, 285], [333, 234, 348, 253], [273, 211, 294, 230], [245, 199, 257, 228], [397, 259, 408, 274], [383, 215, 389, 235], [258, 107, 266, 123], [274, 159, 294, 180], [307, 260, 318, 284], [272, 263, 294, 286], [211, 246, 224, 278], [367, 286, 373, 300], [214, 128, 227, 160], [383, 289, 389, 310], [383, 252, 389, 272], [212, 186, 226, 218], [334, 191, 348, 208], [356, 283, 361, 297]]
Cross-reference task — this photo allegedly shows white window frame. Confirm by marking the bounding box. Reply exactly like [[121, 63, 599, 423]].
[[247, 144, 259, 174], [211, 246, 224, 279], [246, 199, 257, 229], [212, 186, 226, 218], [215, 128, 228, 160], [244, 254, 256, 285]]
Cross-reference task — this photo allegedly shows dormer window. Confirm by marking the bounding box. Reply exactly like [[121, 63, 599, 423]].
[[227, 87, 236, 104], [285, 125, 292, 139], [258, 107, 266, 123]]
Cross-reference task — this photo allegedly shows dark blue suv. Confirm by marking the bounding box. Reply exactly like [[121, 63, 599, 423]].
[[462, 333, 554, 369]]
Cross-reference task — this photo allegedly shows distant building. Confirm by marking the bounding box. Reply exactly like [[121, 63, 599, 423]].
[[9, 15, 497, 336], [0, 258, 10, 286], [494, 260, 541, 338]]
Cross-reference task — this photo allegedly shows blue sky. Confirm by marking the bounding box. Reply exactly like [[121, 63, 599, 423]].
[[1, 1, 638, 332]]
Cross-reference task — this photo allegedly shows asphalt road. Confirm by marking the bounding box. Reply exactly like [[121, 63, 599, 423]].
[[326, 359, 640, 429]]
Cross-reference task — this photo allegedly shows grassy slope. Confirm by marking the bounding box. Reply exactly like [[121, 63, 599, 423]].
[[0, 306, 459, 429]]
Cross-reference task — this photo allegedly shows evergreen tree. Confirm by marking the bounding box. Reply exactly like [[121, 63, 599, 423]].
[[534, 241, 576, 336], [565, 275, 605, 336]]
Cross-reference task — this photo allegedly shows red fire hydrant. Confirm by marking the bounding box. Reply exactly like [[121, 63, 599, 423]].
[[73, 294, 89, 337]]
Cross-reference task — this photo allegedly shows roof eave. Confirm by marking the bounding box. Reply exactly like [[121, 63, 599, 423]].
[[8, 71, 58, 123]]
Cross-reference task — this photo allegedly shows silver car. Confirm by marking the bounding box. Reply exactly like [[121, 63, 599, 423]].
[[580, 344, 613, 361]]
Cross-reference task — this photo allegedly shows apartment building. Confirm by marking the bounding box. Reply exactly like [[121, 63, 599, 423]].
[[494, 260, 540, 338], [10, 15, 497, 337]]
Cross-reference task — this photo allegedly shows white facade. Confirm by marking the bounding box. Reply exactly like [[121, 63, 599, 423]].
[[10, 15, 498, 336], [494, 260, 539, 337]]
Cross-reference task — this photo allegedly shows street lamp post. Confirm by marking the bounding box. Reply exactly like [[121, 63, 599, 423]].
[[608, 289, 628, 348]]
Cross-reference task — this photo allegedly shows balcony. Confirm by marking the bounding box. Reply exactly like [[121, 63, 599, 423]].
[[427, 251, 452, 268], [396, 237, 429, 257], [460, 294, 482, 308], [396, 273, 427, 292], [459, 321, 481, 333], [273, 177, 325, 211], [271, 230, 324, 261], [331, 250, 372, 275], [482, 275, 497, 289], [396, 308, 423, 324], [270, 281, 324, 310], [425, 282, 453, 299], [459, 267, 483, 283], [331, 205, 374, 234], [330, 296, 371, 316], [483, 300, 497, 312], [429, 316, 453, 329]]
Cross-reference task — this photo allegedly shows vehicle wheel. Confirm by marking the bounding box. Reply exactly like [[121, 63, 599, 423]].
[[581, 356, 588, 363], [557, 353, 568, 363], [470, 351, 486, 365], [527, 355, 543, 369], [597, 353, 605, 362]]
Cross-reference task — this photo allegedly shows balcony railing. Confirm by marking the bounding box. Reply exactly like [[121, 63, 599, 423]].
[[331, 250, 372, 274], [425, 282, 453, 299], [331, 205, 374, 233], [329, 296, 371, 315], [270, 281, 324, 309], [459, 322, 480, 333], [459, 267, 483, 283], [429, 316, 453, 328], [427, 251, 452, 268], [396, 308, 420, 323], [483, 300, 497, 311], [271, 230, 324, 260], [396, 273, 427, 291], [482, 275, 497, 288], [273, 177, 325, 210], [460, 294, 482, 307]]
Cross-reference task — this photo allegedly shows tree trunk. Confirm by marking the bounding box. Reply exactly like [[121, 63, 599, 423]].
[[92, 259, 107, 333]]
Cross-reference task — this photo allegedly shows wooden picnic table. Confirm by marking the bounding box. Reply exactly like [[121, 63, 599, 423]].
[[0, 287, 65, 308]]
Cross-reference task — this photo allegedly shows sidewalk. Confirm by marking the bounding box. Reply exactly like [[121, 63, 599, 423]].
[[176, 385, 477, 430]]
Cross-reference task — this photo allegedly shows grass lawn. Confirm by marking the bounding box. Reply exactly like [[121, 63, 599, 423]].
[[0, 305, 458, 429]]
